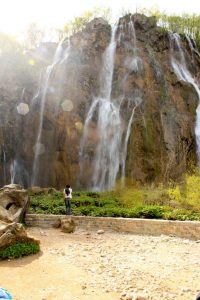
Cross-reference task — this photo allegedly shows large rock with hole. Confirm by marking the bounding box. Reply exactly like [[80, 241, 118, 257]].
[[0, 185, 40, 255], [0, 220, 39, 249], [0, 184, 30, 223]]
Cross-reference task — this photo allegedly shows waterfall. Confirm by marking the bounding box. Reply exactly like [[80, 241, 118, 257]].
[[80, 26, 120, 191], [2, 149, 6, 185], [10, 159, 17, 184], [31, 38, 69, 186], [121, 97, 142, 184], [186, 35, 200, 58], [119, 18, 143, 184], [80, 19, 142, 191], [92, 100, 121, 191], [99, 26, 117, 100], [170, 33, 200, 162], [120, 18, 143, 75]]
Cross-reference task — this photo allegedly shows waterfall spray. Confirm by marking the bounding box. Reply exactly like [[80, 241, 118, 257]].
[[31, 38, 70, 186], [170, 33, 200, 162]]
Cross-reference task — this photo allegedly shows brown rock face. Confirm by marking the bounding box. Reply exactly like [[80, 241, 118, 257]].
[[0, 221, 40, 249], [112, 14, 200, 184], [0, 15, 200, 189], [0, 184, 39, 253], [0, 184, 30, 223]]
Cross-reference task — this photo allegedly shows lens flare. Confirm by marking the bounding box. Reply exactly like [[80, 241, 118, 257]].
[[28, 59, 35, 66], [61, 99, 73, 112], [17, 103, 29, 115]]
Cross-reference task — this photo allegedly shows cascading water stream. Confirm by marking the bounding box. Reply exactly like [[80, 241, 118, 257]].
[[121, 97, 142, 184], [170, 33, 200, 161], [10, 159, 17, 184], [99, 26, 117, 100], [80, 19, 142, 191], [31, 38, 70, 186], [92, 100, 121, 191], [186, 35, 200, 58], [80, 25, 120, 191], [119, 18, 143, 184], [3, 148, 6, 185]]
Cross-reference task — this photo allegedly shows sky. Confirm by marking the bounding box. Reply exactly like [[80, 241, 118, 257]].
[[0, 0, 200, 38]]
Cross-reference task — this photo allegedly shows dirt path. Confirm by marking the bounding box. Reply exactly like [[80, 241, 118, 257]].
[[1, 228, 200, 299]]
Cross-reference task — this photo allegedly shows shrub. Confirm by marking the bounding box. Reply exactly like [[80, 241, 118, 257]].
[[167, 172, 200, 211], [119, 188, 143, 208], [86, 192, 100, 198], [163, 209, 200, 221], [28, 185, 200, 221], [0, 242, 40, 259]]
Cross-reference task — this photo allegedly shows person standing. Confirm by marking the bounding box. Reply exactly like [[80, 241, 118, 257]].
[[63, 184, 72, 215]]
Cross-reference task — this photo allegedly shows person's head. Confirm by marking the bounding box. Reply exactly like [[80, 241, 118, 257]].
[[66, 184, 70, 188]]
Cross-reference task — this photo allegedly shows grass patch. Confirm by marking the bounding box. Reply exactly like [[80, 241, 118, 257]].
[[0, 242, 40, 259]]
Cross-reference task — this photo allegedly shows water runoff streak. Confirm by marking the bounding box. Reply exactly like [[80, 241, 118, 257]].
[[10, 159, 18, 184], [119, 18, 143, 184], [3, 148, 6, 185], [31, 39, 70, 186], [170, 33, 200, 162], [186, 35, 200, 58]]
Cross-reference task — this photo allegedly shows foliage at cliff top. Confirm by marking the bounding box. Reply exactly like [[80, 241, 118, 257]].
[[63, 7, 111, 36], [138, 7, 200, 47], [2, 7, 200, 49]]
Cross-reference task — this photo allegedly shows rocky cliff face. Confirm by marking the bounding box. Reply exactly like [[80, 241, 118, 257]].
[[113, 14, 200, 184], [0, 14, 200, 190]]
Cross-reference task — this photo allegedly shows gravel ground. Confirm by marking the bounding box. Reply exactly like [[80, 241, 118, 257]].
[[1, 227, 200, 300]]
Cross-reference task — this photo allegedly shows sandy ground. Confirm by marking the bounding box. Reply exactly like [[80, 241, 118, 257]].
[[1, 227, 200, 300]]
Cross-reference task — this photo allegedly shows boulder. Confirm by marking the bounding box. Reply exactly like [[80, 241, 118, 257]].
[[0, 184, 30, 223], [0, 185, 40, 256], [97, 229, 105, 234], [0, 220, 40, 249], [60, 217, 76, 233]]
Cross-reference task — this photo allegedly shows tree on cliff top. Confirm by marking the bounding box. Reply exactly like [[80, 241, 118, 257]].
[[25, 23, 45, 48], [63, 7, 111, 37], [139, 7, 200, 48]]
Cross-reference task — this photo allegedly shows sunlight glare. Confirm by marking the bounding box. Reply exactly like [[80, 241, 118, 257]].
[[17, 103, 29, 115]]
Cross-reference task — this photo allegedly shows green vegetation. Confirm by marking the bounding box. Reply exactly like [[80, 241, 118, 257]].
[[63, 7, 111, 36], [0, 242, 40, 260], [2, 7, 200, 49], [168, 171, 200, 210], [28, 172, 200, 221], [138, 7, 200, 48]]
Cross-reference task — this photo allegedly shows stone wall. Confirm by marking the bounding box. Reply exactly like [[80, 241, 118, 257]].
[[25, 214, 200, 240]]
